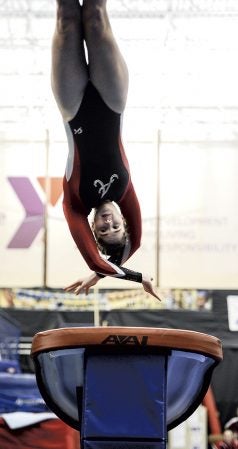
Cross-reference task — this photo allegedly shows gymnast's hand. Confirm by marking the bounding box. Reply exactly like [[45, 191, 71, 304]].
[[65, 273, 100, 295], [142, 275, 162, 301]]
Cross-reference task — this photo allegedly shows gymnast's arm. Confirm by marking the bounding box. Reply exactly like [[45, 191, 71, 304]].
[[63, 204, 160, 299], [63, 185, 160, 299]]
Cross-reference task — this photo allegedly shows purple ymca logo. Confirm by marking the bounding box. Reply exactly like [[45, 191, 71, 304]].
[[7, 177, 62, 249]]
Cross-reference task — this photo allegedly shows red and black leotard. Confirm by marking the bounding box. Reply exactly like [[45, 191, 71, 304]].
[[63, 81, 142, 282]]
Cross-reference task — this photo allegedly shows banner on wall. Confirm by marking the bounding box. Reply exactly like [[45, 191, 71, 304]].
[[2, 138, 238, 289], [159, 141, 238, 289]]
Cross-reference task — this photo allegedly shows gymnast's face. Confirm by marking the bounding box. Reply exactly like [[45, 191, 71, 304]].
[[93, 202, 126, 245]]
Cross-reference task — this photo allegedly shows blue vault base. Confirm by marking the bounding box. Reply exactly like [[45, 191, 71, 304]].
[[31, 327, 223, 449]]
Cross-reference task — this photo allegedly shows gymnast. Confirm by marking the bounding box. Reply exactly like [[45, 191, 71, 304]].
[[52, 0, 160, 300]]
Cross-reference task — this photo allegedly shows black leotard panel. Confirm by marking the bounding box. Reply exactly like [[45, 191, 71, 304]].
[[68, 81, 129, 208]]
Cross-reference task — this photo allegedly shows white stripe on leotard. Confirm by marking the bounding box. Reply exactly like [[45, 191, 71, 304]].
[[64, 122, 75, 182], [98, 259, 126, 278]]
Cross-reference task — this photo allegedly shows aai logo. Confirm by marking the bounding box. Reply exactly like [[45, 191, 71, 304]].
[[101, 334, 148, 346]]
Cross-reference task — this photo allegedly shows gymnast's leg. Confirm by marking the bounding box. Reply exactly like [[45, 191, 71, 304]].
[[82, 0, 129, 113], [51, 0, 88, 121]]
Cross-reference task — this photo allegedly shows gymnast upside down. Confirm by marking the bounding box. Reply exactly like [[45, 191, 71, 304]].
[[52, 0, 160, 300]]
